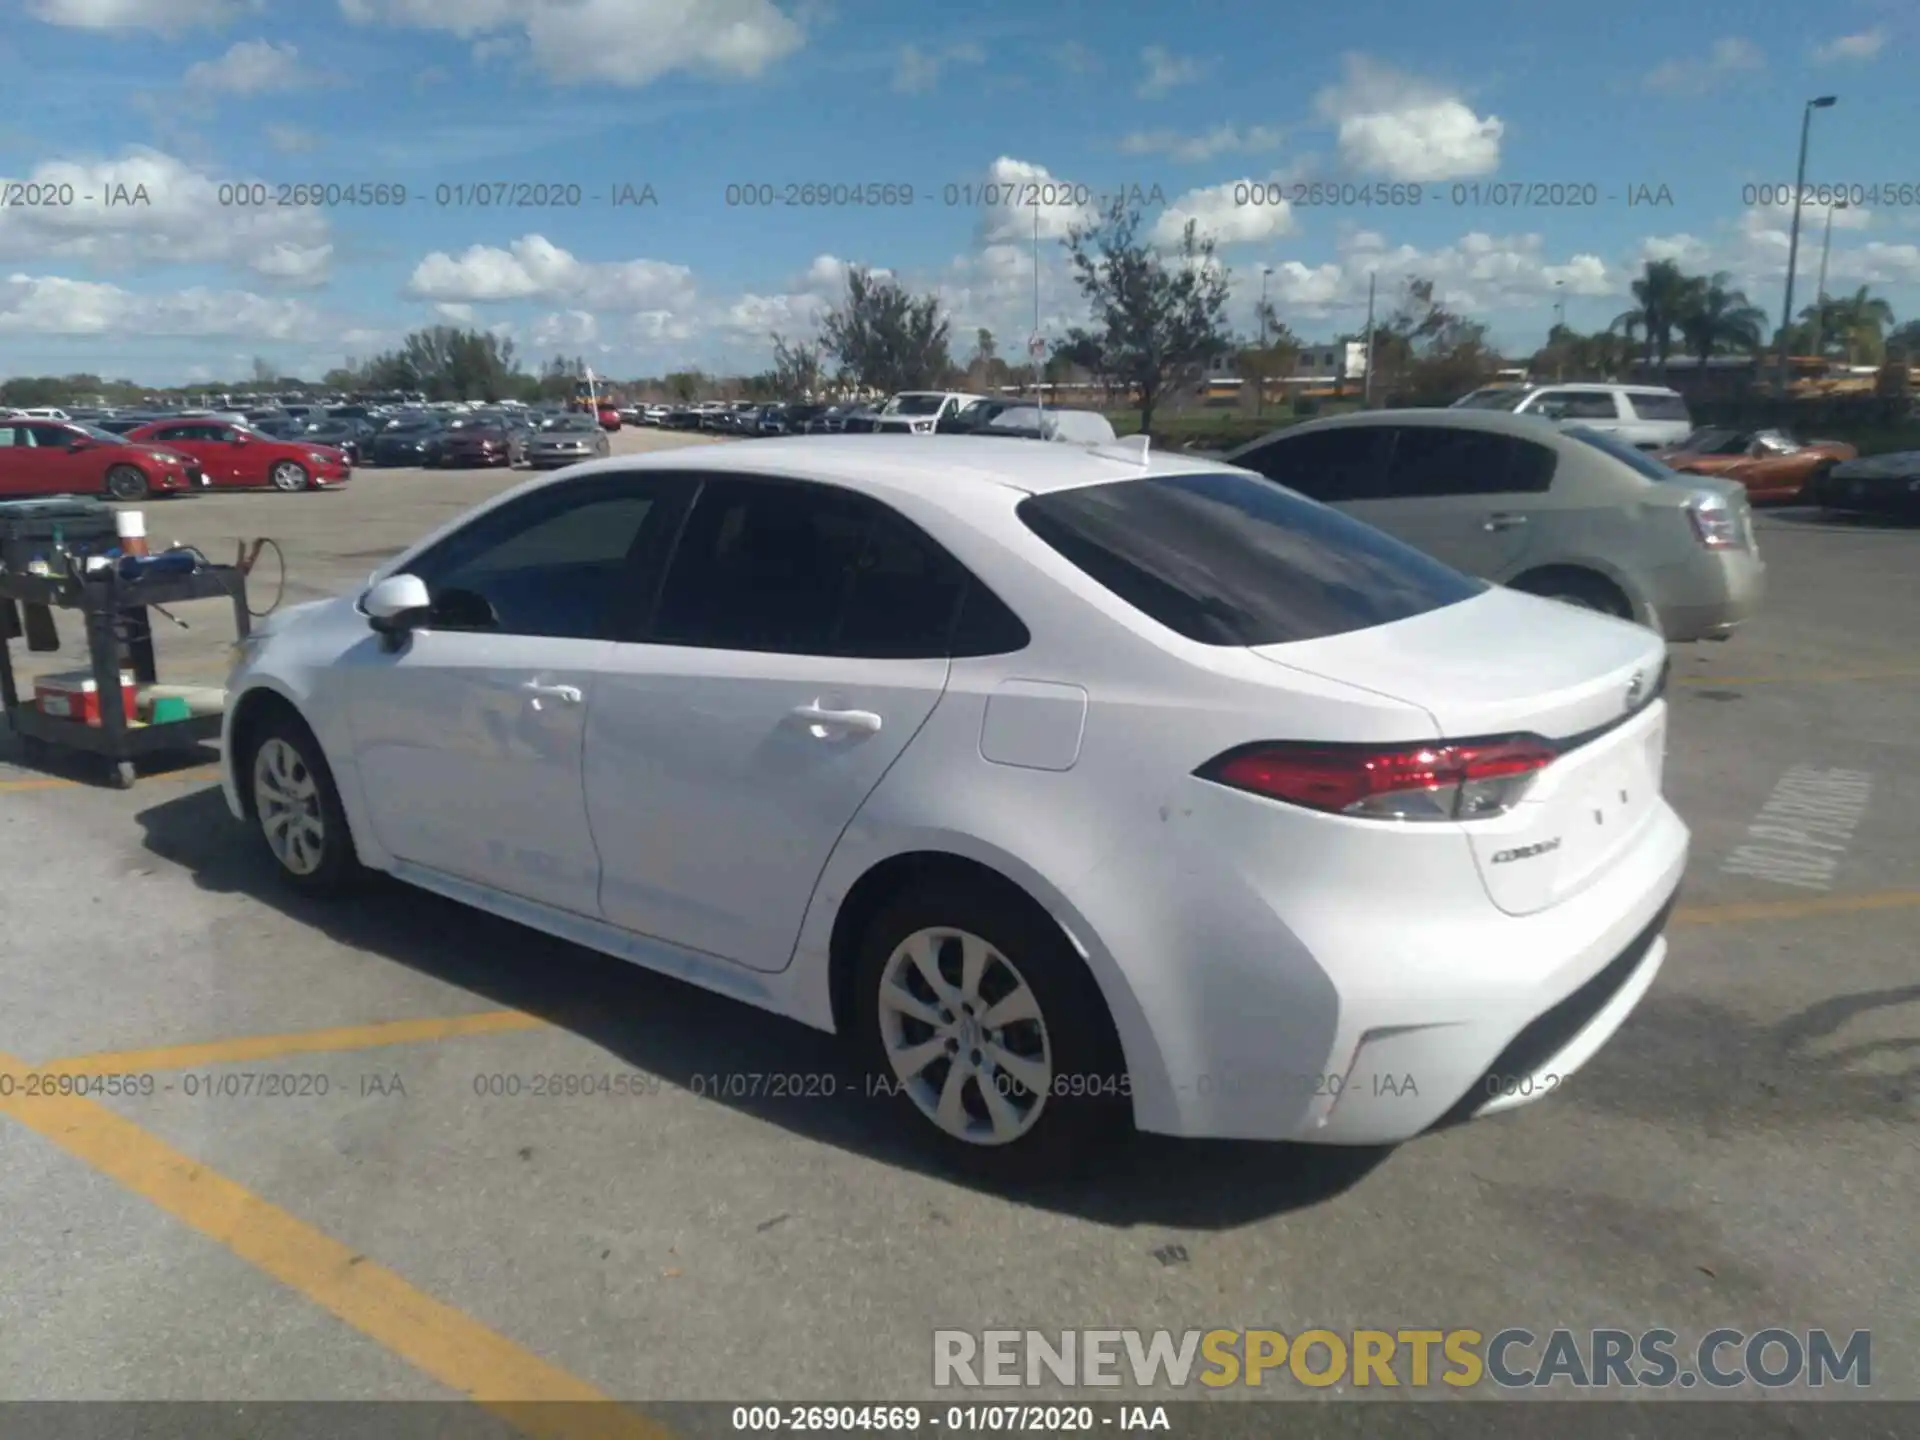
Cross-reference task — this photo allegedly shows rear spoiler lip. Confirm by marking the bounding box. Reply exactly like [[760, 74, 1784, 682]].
[[1195, 655, 1670, 774]]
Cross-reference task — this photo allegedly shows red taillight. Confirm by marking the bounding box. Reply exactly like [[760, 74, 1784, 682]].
[[1199, 737, 1559, 821]]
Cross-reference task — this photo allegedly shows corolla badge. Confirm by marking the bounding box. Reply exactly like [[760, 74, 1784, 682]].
[[1625, 670, 1645, 709], [1491, 837, 1562, 864]]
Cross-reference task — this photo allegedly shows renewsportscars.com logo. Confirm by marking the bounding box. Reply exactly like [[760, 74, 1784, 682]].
[[933, 1328, 1871, 1391]]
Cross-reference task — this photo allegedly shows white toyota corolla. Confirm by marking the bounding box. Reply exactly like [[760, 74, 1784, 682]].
[[223, 435, 1687, 1177]]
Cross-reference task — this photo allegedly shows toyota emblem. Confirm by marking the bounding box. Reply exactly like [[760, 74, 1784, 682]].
[[1625, 671, 1645, 709]]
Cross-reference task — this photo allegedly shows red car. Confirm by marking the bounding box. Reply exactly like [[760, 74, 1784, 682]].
[[597, 406, 622, 431], [0, 417, 204, 500], [123, 418, 351, 492]]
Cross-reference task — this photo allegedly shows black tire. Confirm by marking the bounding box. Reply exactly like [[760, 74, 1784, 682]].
[[1802, 463, 1833, 508], [1514, 570, 1632, 618], [242, 711, 362, 896], [105, 465, 149, 501], [851, 878, 1129, 1182]]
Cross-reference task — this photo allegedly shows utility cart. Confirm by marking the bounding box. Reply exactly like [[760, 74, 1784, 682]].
[[0, 500, 249, 789]]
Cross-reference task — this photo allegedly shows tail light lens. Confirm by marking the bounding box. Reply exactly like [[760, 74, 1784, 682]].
[[1198, 736, 1559, 821], [1685, 493, 1745, 549]]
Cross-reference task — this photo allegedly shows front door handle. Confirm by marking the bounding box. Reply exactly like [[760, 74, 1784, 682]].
[[1484, 513, 1529, 531], [520, 680, 582, 707], [790, 702, 883, 737]]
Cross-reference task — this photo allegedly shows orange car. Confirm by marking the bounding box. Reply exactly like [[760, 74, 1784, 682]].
[[1657, 427, 1856, 503]]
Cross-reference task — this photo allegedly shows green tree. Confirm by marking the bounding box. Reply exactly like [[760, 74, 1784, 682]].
[[1061, 195, 1233, 432], [1613, 259, 1694, 371], [665, 370, 705, 402], [770, 333, 826, 397], [819, 267, 954, 393], [1238, 301, 1300, 413], [1677, 272, 1768, 370]]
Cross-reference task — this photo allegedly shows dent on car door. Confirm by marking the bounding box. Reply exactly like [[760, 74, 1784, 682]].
[[585, 475, 958, 973], [342, 472, 693, 915]]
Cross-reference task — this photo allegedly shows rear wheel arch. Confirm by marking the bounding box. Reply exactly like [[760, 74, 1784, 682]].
[[1508, 564, 1635, 619], [826, 851, 1126, 1073]]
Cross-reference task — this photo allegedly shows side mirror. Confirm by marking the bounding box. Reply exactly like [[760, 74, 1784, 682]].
[[364, 573, 431, 643], [232, 433, 249, 444], [68, 438, 91, 452]]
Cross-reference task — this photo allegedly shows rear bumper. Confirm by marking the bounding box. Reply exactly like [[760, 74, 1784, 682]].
[[1638, 551, 1764, 642]]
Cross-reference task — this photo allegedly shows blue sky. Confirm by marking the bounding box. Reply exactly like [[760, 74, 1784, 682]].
[[2, 0, 1915, 384]]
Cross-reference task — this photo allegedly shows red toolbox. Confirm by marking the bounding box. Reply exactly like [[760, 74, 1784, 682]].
[[34, 669, 137, 727]]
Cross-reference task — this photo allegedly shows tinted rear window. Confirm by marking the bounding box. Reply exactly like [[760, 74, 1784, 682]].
[[1016, 471, 1485, 647], [1627, 392, 1689, 421]]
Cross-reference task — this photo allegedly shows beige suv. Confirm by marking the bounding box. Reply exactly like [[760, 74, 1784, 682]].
[[1226, 408, 1763, 642]]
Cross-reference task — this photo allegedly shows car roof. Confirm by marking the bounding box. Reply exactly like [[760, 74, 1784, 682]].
[[1235, 406, 1576, 448], [556, 433, 1214, 498]]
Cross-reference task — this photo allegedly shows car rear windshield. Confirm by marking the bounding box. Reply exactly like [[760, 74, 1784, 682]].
[[1628, 391, 1690, 421], [1016, 471, 1485, 646], [1562, 425, 1686, 481]]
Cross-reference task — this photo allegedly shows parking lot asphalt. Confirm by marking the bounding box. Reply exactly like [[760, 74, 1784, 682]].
[[1, 449, 1916, 1418]]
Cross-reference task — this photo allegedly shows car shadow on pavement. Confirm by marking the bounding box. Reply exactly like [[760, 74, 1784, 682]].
[[135, 784, 1387, 1227], [1765, 507, 1919, 532]]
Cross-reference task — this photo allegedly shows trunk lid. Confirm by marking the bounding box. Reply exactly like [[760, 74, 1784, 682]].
[[1251, 587, 1671, 915]]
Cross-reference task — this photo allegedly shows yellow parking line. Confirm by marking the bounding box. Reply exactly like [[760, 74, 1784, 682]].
[[46, 1009, 548, 1075], [0, 764, 221, 793], [0, 1050, 670, 1440], [1677, 667, 1920, 686], [1674, 889, 1920, 926]]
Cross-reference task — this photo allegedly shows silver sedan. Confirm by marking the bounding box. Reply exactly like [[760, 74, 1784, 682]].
[[524, 417, 612, 469]]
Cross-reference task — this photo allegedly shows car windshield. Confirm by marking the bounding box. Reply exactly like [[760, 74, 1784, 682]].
[[885, 394, 945, 415], [546, 417, 596, 431], [1563, 425, 1685, 480], [1452, 387, 1528, 411], [1678, 427, 1739, 452]]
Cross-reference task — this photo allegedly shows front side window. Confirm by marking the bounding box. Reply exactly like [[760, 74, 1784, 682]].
[[405, 474, 688, 639], [1017, 470, 1484, 647], [647, 475, 1020, 658]]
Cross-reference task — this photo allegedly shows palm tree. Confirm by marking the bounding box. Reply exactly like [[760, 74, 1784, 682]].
[[1612, 259, 1695, 373], [1820, 285, 1896, 365], [1677, 271, 1768, 372]]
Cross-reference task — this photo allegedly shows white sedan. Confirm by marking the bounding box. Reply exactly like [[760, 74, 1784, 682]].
[[222, 436, 1688, 1178]]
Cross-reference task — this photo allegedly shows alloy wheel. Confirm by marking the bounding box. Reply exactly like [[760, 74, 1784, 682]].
[[877, 927, 1053, 1146], [253, 737, 325, 876], [271, 461, 307, 491]]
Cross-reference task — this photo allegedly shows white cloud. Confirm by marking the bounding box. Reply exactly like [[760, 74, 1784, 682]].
[[404, 234, 698, 312], [1645, 37, 1763, 93], [974, 157, 1101, 245], [434, 303, 477, 323], [1812, 29, 1885, 63], [1258, 228, 1614, 323], [1314, 55, 1502, 181], [1118, 125, 1286, 163], [531, 310, 600, 347], [1137, 46, 1205, 98], [0, 273, 318, 337], [0, 149, 333, 284], [890, 40, 983, 94], [338, 0, 806, 87], [1152, 180, 1296, 247], [26, 0, 259, 29], [183, 39, 307, 93]]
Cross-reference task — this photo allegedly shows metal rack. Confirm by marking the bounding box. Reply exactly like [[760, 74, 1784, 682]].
[[0, 564, 250, 789]]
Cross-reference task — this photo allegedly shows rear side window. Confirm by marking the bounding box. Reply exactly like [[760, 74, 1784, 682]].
[[1383, 426, 1557, 497], [1017, 471, 1485, 647], [1627, 392, 1690, 421]]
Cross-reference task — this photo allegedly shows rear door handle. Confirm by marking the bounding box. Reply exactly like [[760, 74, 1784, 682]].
[[520, 680, 582, 706], [790, 703, 883, 737], [1484, 513, 1529, 531]]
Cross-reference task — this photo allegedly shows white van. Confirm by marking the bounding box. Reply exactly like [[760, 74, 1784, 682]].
[[19, 407, 71, 421], [1452, 382, 1691, 450]]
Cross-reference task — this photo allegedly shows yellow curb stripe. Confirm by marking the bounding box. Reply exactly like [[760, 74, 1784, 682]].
[[1677, 668, 1920, 686], [1674, 889, 1920, 926], [45, 1009, 548, 1075], [0, 1050, 669, 1440]]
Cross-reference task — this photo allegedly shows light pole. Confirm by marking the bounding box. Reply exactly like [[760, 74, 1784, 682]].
[[1778, 95, 1837, 390], [1553, 280, 1565, 380], [1809, 197, 1846, 371], [1258, 265, 1272, 413]]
